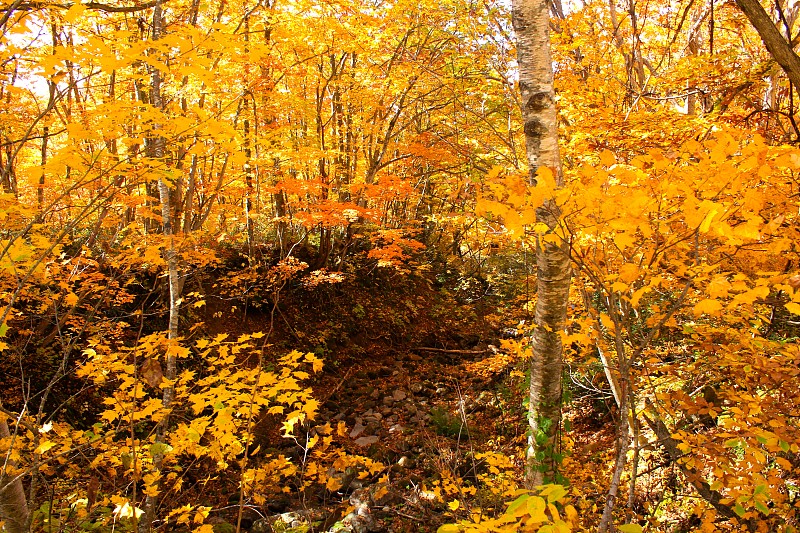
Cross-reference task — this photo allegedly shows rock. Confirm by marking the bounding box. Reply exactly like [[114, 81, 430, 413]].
[[382, 396, 394, 406], [409, 383, 423, 394], [392, 390, 407, 402], [350, 421, 366, 439], [261, 509, 331, 532], [277, 513, 304, 529], [264, 496, 290, 513], [341, 489, 380, 533], [370, 388, 381, 399], [380, 407, 392, 416], [354, 435, 379, 447], [250, 519, 271, 533], [207, 518, 235, 533]]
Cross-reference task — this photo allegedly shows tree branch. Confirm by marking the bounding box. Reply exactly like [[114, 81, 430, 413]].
[[735, 0, 800, 89], [4, 0, 156, 13]]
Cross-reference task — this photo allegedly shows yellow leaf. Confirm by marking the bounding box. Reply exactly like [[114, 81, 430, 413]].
[[630, 286, 649, 308], [707, 276, 732, 298], [599, 313, 615, 332], [693, 299, 723, 316], [785, 302, 800, 315], [448, 500, 460, 511], [34, 440, 57, 454], [699, 207, 718, 233], [193, 506, 210, 524], [611, 281, 628, 293], [487, 166, 503, 180], [599, 149, 616, 166], [326, 475, 343, 491], [64, 2, 87, 23], [618, 264, 639, 283]]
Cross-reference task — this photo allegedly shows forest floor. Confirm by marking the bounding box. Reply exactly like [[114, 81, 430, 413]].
[[189, 264, 622, 533]]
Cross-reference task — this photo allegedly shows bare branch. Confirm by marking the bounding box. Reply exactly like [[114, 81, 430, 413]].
[[3, 0, 156, 13]]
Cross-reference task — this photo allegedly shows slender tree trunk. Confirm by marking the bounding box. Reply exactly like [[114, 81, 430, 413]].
[[512, 0, 572, 486], [598, 363, 630, 532], [140, 0, 181, 529], [0, 412, 29, 533], [243, 15, 254, 258], [38, 127, 47, 213]]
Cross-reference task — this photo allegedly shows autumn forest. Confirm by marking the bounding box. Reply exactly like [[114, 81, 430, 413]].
[[1, 0, 800, 530]]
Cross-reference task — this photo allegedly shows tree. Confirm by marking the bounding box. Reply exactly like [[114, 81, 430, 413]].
[[511, 0, 571, 486], [735, 0, 800, 90], [0, 411, 29, 533]]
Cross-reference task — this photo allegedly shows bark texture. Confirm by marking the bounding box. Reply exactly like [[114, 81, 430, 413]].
[[512, 0, 571, 486], [140, 0, 181, 529], [0, 415, 29, 533], [735, 0, 800, 90]]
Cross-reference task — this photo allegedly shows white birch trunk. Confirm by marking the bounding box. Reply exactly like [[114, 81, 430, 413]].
[[0, 414, 29, 533], [140, 0, 180, 529], [512, 0, 572, 487]]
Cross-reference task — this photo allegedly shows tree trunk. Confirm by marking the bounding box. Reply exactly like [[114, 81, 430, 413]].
[[140, 0, 181, 529], [512, 0, 572, 486], [736, 0, 800, 90], [0, 414, 29, 533]]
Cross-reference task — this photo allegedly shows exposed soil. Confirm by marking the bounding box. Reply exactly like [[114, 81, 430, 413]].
[[186, 266, 616, 532]]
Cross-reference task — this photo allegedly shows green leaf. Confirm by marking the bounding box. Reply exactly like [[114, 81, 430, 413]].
[[543, 485, 567, 503], [150, 442, 172, 456], [506, 494, 530, 517], [754, 500, 770, 515], [733, 503, 746, 517], [618, 525, 643, 533], [0, 322, 7, 337]]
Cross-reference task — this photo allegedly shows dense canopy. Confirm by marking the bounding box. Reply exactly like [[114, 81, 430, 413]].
[[2, 0, 800, 530]]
